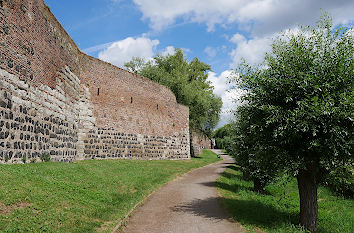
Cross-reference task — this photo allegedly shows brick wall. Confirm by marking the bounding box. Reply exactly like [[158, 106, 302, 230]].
[[191, 130, 212, 156], [0, 0, 190, 163]]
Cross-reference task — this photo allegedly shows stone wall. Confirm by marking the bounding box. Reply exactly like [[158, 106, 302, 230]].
[[0, 0, 190, 163], [0, 67, 80, 163], [78, 55, 190, 160], [191, 131, 212, 156]]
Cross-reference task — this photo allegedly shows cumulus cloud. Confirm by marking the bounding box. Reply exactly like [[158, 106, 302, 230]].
[[98, 37, 159, 67], [208, 70, 245, 128], [132, 0, 354, 35], [132, 0, 240, 31], [208, 70, 231, 97], [229, 33, 272, 66]]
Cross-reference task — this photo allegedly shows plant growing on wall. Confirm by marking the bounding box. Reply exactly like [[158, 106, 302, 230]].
[[40, 153, 51, 162]]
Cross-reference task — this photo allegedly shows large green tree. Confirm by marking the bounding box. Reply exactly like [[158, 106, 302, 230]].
[[231, 14, 353, 232], [125, 49, 222, 137]]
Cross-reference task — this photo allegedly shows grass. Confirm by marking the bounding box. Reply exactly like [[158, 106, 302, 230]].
[[0, 150, 220, 233], [217, 164, 354, 233]]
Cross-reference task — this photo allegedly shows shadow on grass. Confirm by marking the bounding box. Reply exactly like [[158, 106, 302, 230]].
[[199, 180, 253, 193], [223, 196, 334, 233], [196, 165, 253, 193], [222, 162, 236, 165], [222, 197, 299, 229], [198, 165, 335, 233], [171, 196, 299, 230], [215, 165, 303, 231], [220, 170, 241, 179], [226, 165, 241, 172]]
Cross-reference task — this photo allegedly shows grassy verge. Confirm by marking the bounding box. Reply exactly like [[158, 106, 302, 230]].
[[0, 150, 220, 233], [217, 164, 354, 233]]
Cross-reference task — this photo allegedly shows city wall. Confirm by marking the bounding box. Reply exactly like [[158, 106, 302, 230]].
[[0, 0, 190, 163]]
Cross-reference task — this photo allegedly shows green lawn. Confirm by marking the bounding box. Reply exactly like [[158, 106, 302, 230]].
[[217, 164, 354, 233], [0, 150, 220, 233]]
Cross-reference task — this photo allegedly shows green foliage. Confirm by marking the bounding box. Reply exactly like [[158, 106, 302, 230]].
[[40, 153, 51, 162], [231, 105, 284, 192], [0, 150, 220, 232], [212, 124, 234, 152], [125, 49, 222, 136], [124, 57, 146, 74], [217, 164, 354, 233], [230, 13, 353, 231], [322, 163, 354, 198], [231, 13, 353, 186]]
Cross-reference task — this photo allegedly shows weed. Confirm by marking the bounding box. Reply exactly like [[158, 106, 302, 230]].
[[40, 153, 50, 162]]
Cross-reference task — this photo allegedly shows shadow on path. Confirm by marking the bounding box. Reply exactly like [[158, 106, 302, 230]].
[[171, 197, 233, 222]]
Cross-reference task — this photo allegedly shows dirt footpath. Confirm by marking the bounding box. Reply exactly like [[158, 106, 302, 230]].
[[119, 150, 244, 233]]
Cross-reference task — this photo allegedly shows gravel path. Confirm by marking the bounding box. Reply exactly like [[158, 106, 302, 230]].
[[119, 150, 244, 233]]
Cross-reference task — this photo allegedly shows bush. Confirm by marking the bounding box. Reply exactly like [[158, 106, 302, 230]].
[[323, 164, 354, 198]]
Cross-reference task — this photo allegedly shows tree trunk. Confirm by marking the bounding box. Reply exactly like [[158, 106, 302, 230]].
[[253, 177, 266, 193], [297, 169, 318, 232], [242, 170, 251, 181]]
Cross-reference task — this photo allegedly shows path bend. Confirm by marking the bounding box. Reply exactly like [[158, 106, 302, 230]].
[[119, 149, 244, 233]]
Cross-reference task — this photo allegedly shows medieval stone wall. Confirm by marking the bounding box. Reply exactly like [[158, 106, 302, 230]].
[[191, 131, 212, 156], [0, 0, 190, 163], [78, 55, 190, 160]]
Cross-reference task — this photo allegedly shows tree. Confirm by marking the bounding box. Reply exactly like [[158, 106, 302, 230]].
[[232, 105, 285, 193], [125, 49, 222, 137], [212, 124, 234, 151], [124, 57, 146, 74], [231, 14, 353, 232]]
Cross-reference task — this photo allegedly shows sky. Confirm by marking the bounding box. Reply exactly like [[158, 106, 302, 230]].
[[45, 0, 354, 128]]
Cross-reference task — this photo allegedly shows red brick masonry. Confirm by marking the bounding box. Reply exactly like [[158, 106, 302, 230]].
[[0, 0, 190, 163]]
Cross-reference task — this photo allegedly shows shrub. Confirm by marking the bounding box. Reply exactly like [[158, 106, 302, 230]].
[[323, 164, 354, 198]]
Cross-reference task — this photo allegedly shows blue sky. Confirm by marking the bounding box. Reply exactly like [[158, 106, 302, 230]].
[[45, 0, 354, 127]]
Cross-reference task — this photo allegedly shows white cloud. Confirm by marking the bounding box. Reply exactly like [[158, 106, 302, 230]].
[[132, 0, 354, 35], [98, 37, 159, 67], [230, 33, 246, 44], [229, 33, 272, 66], [208, 70, 245, 128], [160, 46, 176, 56], [132, 0, 242, 31], [208, 70, 231, 97], [204, 46, 217, 58]]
